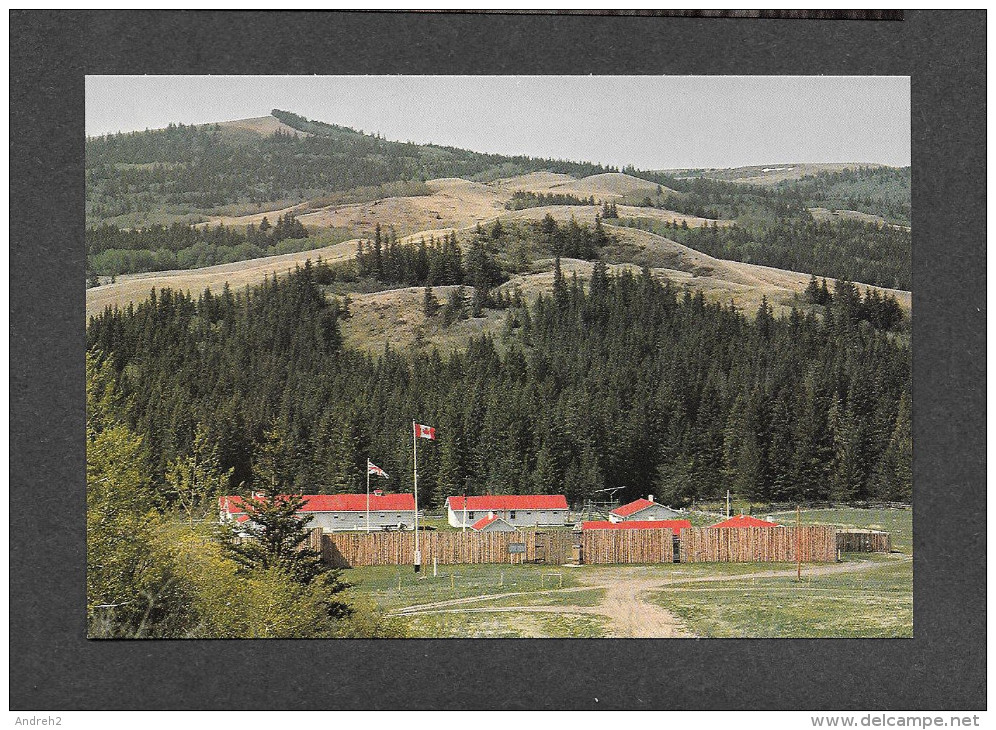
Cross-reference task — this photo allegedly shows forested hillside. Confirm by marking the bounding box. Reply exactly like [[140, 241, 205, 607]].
[[86, 110, 911, 301], [617, 217, 911, 290], [85, 109, 612, 227], [776, 166, 911, 226], [87, 261, 911, 511]]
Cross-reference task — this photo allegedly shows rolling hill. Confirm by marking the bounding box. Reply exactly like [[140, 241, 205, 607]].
[[86, 111, 911, 347]]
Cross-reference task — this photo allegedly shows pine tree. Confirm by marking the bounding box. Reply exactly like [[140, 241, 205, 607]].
[[471, 287, 484, 318], [552, 256, 567, 306], [423, 285, 439, 319], [222, 425, 327, 586], [804, 274, 821, 304], [590, 259, 609, 298]]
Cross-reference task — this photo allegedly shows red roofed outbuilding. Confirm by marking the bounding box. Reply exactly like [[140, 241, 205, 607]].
[[470, 514, 518, 533], [219, 492, 416, 533], [710, 515, 782, 529], [582, 519, 692, 534], [446, 494, 569, 529], [608, 495, 683, 523]]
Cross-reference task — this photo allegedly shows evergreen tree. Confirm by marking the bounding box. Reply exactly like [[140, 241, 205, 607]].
[[423, 285, 439, 319], [223, 425, 329, 587], [552, 256, 567, 306]]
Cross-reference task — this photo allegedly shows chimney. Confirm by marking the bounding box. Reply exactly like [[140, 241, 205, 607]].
[[648, 494, 654, 503]]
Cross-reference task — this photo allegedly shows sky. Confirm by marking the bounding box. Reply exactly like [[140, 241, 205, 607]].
[[85, 76, 910, 170]]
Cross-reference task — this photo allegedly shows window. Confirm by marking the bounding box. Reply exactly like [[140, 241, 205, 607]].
[[510, 511, 516, 519], [468, 512, 475, 519]]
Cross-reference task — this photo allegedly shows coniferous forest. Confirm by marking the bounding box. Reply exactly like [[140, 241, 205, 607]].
[[87, 259, 911, 513]]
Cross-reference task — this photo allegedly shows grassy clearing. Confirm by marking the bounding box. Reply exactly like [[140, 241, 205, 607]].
[[652, 556, 912, 638], [344, 563, 582, 614], [483, 587, 606, 608], [393, 609, 608, 638], [769, 508, 913, 555]]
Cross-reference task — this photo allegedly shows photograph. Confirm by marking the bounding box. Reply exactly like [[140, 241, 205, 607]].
[[84, 74, 912, 640]]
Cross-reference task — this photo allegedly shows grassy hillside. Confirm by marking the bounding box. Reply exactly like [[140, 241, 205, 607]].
[[86, 109, 912, 340], [85, 110, 613, 228], [664, 164, 910, 226]]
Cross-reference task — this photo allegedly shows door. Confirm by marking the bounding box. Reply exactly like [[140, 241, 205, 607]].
[[534, 532, 548, 563]]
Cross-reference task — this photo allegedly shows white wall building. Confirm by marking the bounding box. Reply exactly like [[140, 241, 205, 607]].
[[219, 492, 417, 533], [446, 494, 570, 529], [608, 495, 683, 523], [470, 514, 518, 533]]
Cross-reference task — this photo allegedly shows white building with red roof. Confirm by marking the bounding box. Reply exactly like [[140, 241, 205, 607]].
[[470, 514, 518, 533], [219, 492, 416, 533], [445, 494, 570, 529], [608, 495, 683, 523]]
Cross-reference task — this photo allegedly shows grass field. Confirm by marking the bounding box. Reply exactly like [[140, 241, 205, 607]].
[[648, 554, 912, 638], [343, 508, 912, 639]]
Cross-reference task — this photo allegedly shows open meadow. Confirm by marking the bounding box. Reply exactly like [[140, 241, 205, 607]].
[[343, 508, 912, 639]]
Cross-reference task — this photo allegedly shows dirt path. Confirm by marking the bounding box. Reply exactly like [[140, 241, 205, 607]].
[[596, 578, 692, 638], [391, 555, 909, 638]]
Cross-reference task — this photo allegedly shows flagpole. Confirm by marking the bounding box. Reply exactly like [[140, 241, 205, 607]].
[[413, 420, 420, 572], [366, 459, 370, 533]]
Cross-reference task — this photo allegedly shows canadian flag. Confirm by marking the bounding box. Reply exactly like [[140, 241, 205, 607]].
[[367, 460, 388, 478], [414, 422, 436, 440]]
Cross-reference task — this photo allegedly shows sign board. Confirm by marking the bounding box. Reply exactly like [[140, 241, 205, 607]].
[[508, 542, 526, 554]]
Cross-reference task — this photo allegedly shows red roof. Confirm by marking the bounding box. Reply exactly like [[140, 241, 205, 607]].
[[710, 515, 782, 529], [446, 494, 568, 511], [610, 498, 662, 518], [471, 515, 504, 531], [220, 493, 415, 515], [582, 520, 692, 532]]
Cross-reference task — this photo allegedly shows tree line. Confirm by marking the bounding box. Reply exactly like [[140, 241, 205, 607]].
[[87, 258, 911, 520], [775, 166, 911, 226], [619, 216, 912, 291], [505, 191, 598, 210], [87, 214, 311, 278]]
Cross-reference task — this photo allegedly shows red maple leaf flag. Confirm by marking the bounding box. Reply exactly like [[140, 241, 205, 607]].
[[415, 422, 436, 440], [367, 460, 388, 478]]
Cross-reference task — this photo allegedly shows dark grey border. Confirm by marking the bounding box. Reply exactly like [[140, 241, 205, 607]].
[[10, 10, 985, 711], [381, 10, 905, 20]]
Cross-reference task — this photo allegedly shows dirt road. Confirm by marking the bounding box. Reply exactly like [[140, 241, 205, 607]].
[[391, 555, 909, 639]]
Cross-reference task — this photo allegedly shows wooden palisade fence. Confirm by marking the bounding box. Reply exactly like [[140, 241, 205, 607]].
[[312, 525, 840, 567], [836, 529, 892, 553], [680, 527, 838, 563], [581, 528, 675, 564], [319, 529, 573, 568]]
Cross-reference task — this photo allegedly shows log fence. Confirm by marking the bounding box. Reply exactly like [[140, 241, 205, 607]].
[[679, 526, 838, 563], [312, 525, 841, 567], [319, 529, 573, 568], [836, 529, 892, 553]]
